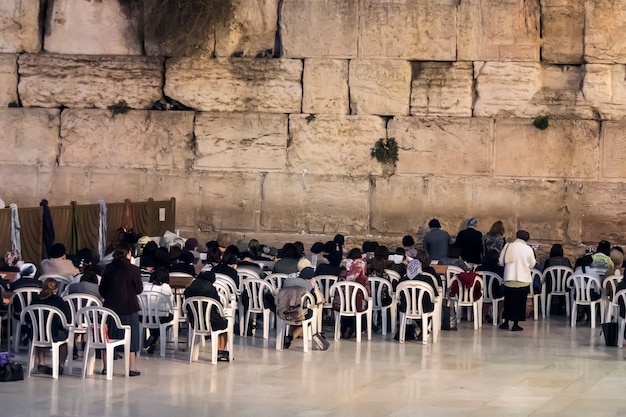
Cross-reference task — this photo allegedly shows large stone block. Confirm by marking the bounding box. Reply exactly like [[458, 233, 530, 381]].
[[349, 59, 412, 116], [457, 0, 540, 61], [582, 64, 626, 120], [59, 110, 194, 169], [143, 171, 202, 229], [260, 173, 370, 234], [287, 115, 386, 176], [302, 59, 349, 115], [36, 167, 91, 206], [0, 0, 40, 53], [389, 117, 493, 176], [0, 165, 39, 207], [540, 0, 584, 64], [215, 0, 278, 57], [89, 169, 144, 203], [474, 62, 592, 119], [600, 121, 626, 178], [0, 54, 17, 106], [494, 118, 600, 179], [197, 172, 261, 232], [165, 57, 302, 113], [579, 182, 626, 243], [514, 179, 569, 242], [0, 109, 60, 167], [369, 175, 427, 236], [358, 0, 456, 60], [280, 0, 358, 58], [194, 113, 288, 171], [18, 54, 163, 109], [410, 62, 473, 117], [44, 0, 142, 55], [585, 0, 626, 63]]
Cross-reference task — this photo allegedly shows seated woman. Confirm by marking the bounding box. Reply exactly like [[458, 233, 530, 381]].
[[315, 250, 344, 277], [333, 258, 371, 339], [184, 271, 230, 361], [67, 271, 102, 300], [277, 267, 320, 349], [415, 249, 442, 287], [169, 251, 197, 277], [273, 243, 300, 274], [31, 278, 71, 375], [142, 267, 174, 354], [573, 254, 601, 323], [211, 253, 240, 286], [606, 246, 625, 278]]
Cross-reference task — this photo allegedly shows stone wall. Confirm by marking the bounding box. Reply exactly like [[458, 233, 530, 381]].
[[1, 0, 626, 258]]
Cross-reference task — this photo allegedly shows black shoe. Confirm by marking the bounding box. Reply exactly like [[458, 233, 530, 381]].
[[58, 367, 64, 376], [283, 336, 293, 349], [147, 344, 156, 355], [101, 368, 107, 375], [217, 350, 230, 362], [143, 336, 155, 349], [129, 370, 141, 377], [485, 315, 493, 323], [38, 365, 52, 375], [499, 322, 509, 330], [511, 324, 523, 331]]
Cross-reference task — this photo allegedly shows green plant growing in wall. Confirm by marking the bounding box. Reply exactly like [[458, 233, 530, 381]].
[[370, 137, 399, 165], [533, 115, 549, 130]]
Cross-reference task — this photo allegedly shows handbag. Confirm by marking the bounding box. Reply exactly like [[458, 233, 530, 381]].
[[602, 322, 618, 347], [0, 362, 24, 382], [312, 332, 330, 351], [441, 299, 457, 331]]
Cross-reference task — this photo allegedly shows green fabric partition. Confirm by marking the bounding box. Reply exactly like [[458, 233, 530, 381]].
[[49, 205, 73, 255], [0, 208, 11, 256], [18, 207, 42, 264], [74, 203, 100, 256]]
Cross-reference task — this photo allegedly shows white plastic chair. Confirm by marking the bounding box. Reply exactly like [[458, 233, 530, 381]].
[[395, 281, 436, 344], [601, 272, 622, 323], [138, 291, 178, 357], [264, 273, 290, 295], [183, 296, 234, 365], [276, 292, 316, 352], [62, 294, 102, 373], [169, 272, 195, 330], [240, 277, 274, 339], [422, 272, 442, 342], [615, 289, 626, 348], [330, 281, 372, 342], [368, 276, 396, 336], [529, 268, 544, 320], [449, 275, 484, 330], [444, 265, 465, 297], [314, 275, 339, 331], [238, 268, 261, 285], [214, 273, 243, 328], [543, 266, 573, 317], [568, 274, 602, 328], [76, 306, 130, 380], [39, 274, 73, 296], [477, 271, 504, 326], [384, 269, 401, 287], [9, 287, 42, 353], [20, 304, 70, 379]]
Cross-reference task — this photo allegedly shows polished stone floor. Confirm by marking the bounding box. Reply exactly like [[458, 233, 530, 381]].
[[2, 316, 626, 417]]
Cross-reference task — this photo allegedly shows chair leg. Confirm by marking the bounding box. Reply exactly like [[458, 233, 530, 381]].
[[546, 294, 552, 317], [51, 344, 59, 379], [399, 314, 406, 343], [106, 346, 114, 381], [591, 303, 597, 329], [263, 309, 270, 340], [67, 332, 75, 373], [27, 343, 34, 377], [565, 295, 570, 318], [334, 312, 340, 341], [390, 304, 397, 335], [619, 318, 626, 348], [367, 310, 372, 341], [571, 302, 577, 327], [356, 314, 362, 343], [381, 309, 387, 336], [533, 296, 539, 320], [211, 333, 218, 365], [275, 318, 283, 351], [303, 321, 310, 353], [473, 304, 478, 330], [160, 325, 167, 357]]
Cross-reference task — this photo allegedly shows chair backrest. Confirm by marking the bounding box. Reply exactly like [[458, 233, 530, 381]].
[[396, 281, 435, 317], [530, 268, 543, 296], [384, 269, 401, 285], [62, 293, 102, 327], [444, 265, 464, 294], [241, 277, 273, 311], [183, 296, 225, 333], [568, 274, 601, 303], [238, 268, 261, 282], [615, 289, 626, 319], [604, 275, 622, 301], [314, 275, 339, 306], [264, 273, 289, 295], [449, 275, 483, 304], [476, 271, 503, 302], [138, 291, 174, 326], [10, 287, 42, 318], [543, 266, 573, 294], [368, 276, 393, 309], [39, 273, 73, 295], [421, 272, 442, 295], [76, 306, 126, 347], [330, 281, 369, 314], [212, 281, 232, 307], [20, 304, 68, 345], [214, 273, 240, 297]]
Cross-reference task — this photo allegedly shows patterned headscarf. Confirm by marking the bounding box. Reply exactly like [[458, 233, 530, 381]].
[[407, 259, 423, 279], [346, 258, 367, 281]]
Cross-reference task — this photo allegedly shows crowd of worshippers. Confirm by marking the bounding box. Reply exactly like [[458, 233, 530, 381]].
[[1, 217, 625, 376]]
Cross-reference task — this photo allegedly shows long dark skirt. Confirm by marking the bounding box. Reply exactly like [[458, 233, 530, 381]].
[[502, 285, 530, 322], [108, 312, 141, 353]]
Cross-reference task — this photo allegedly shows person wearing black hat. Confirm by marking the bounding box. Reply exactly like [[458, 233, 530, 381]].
[[212, 253, 240, 286], [309, 242, 327, 267], [169, 251, 197, 277], [41, 243, 79, 277], [498, 230, 536, 331], [184, 271, 230, 361], [315, 251, 344, 277], [422, 219, 453, 262]]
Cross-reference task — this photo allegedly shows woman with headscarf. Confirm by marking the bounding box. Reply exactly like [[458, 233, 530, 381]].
[[333, 258, 370, 339]]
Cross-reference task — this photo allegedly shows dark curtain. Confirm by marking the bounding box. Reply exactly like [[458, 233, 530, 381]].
[[40, 199, 55, 259], [106, 202, 125, 249], [74, 203, 100, 257], [48, 205, 73, 255], [0, 208, 11, 256], [18, 207, 42, 264]]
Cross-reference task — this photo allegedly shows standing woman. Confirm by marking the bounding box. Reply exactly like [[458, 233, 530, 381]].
[[498, 230, 536, 332], [482, 220, 506, 260], [99, 243, 143, 376]]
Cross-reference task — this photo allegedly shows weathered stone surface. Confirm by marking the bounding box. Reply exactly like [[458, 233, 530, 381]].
[[215, 0, 278, 57], [457, 0, 540, 61], [59, 110, 194, 169], [194, 113, 287, 171], [411, 62, 473, 117], [515, 179, 569, 241], [600, 121, 626, 178], [287, 115, 386, 176], [302, 59, 349, 115], [540, 0, 584, 64], [197, 172, 261, 232], [18, 54, 163, 109], [0, 0, 40, 53], [260, 173, 369, 234], [165, 57, 302, 113], [44, 0, 142, 55], [579, 182, 626, 243], [585, 0, 626, 63], [494, 118, 600, 179], [358, 0, 456, 60], [370, 175, 427, 236], [474, 62, 592, 119], [582, 64, 626, 120], [143, 171, 201, 229], [36, 167, 91, 206], [389, 117, 493, 176], [280, 0, 358, 58], [349, 60, 412, 116], [0, 165, 39, 207], [0, 54, 17, 106], [89, 169, 144, 203], [0, 109, 60, 167]]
